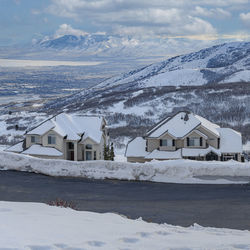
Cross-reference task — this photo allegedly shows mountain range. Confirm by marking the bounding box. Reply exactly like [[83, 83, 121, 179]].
[[0, 41, 249, 148], [39, 41, 250, 146]]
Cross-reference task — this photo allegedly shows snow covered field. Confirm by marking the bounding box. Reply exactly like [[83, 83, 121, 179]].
[[1, 151, 250, 184], [1, 201, 250, 249]]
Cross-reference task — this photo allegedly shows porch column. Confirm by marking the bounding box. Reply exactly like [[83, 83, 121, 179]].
[[74, 142, 78, 161]]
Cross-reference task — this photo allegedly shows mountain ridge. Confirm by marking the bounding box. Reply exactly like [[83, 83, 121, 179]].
[[40, 41, 250, 146]]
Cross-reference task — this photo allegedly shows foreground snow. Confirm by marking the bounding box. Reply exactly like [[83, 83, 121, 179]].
[[1, 201, 250, 249], [1, 151, 250, 184]]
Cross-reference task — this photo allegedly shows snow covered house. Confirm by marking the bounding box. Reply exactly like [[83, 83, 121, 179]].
[[125, 111, 243, 163], [6, 113, 108, 161]]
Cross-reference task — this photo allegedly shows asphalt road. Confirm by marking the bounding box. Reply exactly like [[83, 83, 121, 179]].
[[0, 170, 250, 230]]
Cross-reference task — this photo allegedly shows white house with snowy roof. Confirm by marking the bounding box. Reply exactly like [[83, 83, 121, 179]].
[[125, 111, 243, 162], [6, 113, 108, 161]]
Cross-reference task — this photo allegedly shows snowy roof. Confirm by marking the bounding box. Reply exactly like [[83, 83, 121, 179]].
[[27, 113, 104, 143], [182, 146, 221, 157], [27, 121, 54, 136], [22, 145, 63, 156], [5, 141, 24, 153], [147, 112, 220, 138], [216, 128, 242, 153], [195, 115, 220, 137], [145, 149, 182, 159], [125, 137, 148, 157], [146, 116, 170, 135]]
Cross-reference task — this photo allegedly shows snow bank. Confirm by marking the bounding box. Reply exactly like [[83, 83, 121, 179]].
[[1, 151, 250, 184], [1, 201, 250, 249]]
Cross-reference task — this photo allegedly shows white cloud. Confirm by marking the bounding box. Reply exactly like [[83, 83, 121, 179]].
[[54, 24, 88, 38], [31, 9, 40, 15], [194, 6, 231, 19], [240, 12, 250, 27], [46, 0, 250, 40]]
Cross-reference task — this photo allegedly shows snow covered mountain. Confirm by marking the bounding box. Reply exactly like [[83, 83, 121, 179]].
[[39, 34, 110, 50], [36, 38, 250, 86], [93, 41, 250, 90], [1, 42, 249, 148], [40, 42, 250, 147], [33, 33, 193, 60]]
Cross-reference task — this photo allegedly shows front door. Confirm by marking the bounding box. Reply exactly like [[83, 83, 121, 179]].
[[70, 151, 74, 161], [206, 152, 218, 161]]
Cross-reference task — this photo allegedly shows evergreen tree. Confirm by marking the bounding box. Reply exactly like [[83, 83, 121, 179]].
[[103, 144, 109, 160], [110, 143, 115, 161]]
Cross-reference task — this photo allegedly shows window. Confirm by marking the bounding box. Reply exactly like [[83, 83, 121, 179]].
[[68, 142, 74, 150], [48, 134, 56, 145], [31, 136, 35, 143], [189, 137, 200, 147], [94, 151, 97, 160], [86, 144, 92, 150], [31, 136, 39, 143], [160, 139, 172, 147], [218, 138, 220, 149]]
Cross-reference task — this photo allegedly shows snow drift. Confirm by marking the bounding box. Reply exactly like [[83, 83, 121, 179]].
[[0, 151, 250, 184], [1, 201, 250, 249]]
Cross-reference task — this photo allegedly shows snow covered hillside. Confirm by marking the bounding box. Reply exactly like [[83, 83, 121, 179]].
[[1, 42, 250, 149], [93, 41, 250, 90], [39, 42, 250, 147], [1, 151, 250, 184], [1, 201, 250, 249]]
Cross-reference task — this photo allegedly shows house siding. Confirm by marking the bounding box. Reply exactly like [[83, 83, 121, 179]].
[[42, 130, 64, 153], [147, 138, 159, 152], [26, 135, 42, 148], [197, 126, 219, 148], [176, 139, 184, 149], [159, 134, 176, 151], [80, 137, 101, 161], [183, 130, 207, 148]]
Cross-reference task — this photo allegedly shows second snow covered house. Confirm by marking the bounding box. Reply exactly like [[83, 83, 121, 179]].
[[125, 111, 243, 162]]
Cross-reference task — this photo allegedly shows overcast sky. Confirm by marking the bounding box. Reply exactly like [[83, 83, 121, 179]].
[[1, 0, 250, 51]]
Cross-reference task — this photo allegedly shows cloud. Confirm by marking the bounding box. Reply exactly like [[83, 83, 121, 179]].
[[194, 6, 231, 19], [240, 12, 250, 27], [31, 9, 40, 15], [54, 24, 88, 38], [45, 0, 250, 40]]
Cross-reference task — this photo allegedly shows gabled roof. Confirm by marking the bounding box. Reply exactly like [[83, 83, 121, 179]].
[[27, 113, 104, 143], [147, 111, 220, 138], [146, 116, 170, 136]]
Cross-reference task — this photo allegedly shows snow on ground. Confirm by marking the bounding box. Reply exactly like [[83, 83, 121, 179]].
[[0, 111, 48, 143], [0, 144, 7, 151], [1, 201, 250, 249], [222, 70, 250, 83], [1, 151, 250, 184], [142, 68, 206, 87], [244, 141, 250, 152]]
